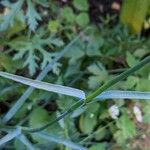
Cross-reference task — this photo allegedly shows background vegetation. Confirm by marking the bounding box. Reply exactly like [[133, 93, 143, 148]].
[[0, 0, 150, 150]]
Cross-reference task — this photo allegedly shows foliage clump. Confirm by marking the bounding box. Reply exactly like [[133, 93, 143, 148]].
[[0, 0, 150, 150]]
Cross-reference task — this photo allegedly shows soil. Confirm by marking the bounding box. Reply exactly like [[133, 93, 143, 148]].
[[89, 0, 122, 23]]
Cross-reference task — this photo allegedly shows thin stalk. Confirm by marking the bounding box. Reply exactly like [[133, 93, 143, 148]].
[[85, 56, 150, 103], [2, 27, 90, 123], [22, 101, 84, 133], [21, 56, 150, 133]]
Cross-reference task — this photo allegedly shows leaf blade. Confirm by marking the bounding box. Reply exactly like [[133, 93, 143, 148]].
[[0, 71, 85, 99], [0, 128, 21, 146], [96, 90, 150, 100]]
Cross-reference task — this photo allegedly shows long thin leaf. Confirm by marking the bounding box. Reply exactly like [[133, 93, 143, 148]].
[[86, 56, 150, 103], [34, 132, 87, 150], [96, 90, 150, 100], [0, 128, 21, 146], [0, 71, 85, 99], [17, 134, 36, 150], [2, 29, 88, 123], [22, 56, 150, 133]]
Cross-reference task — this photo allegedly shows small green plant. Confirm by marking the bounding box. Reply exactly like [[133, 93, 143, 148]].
[[0, 56, 150, 149], [0, 0, 150, 149]]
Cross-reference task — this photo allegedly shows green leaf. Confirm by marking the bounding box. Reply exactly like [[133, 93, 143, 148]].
[[126, 51, 138, 67], [116, 113, 136, 140], [0, 52, 22, 73], [0, 128, 21, 146], [89, 143, 106, 150], [29, 107, 50, 143], [125, 76, 139, 89], [86, 103, 100, 114], [136, 79, 150, 91], [61, 7, 75, 23], [65, 42, 85, 64], [95, 127, 107, 141], [2, 29, 85, 124], [88, 62, 105, 75], [87, 62, 108, 89], [79, 104, 99, 134], [26, 0, 41, 31], [8, 29, 64, 75], [0, 0, 24, 31], [14, 103, 29, 120], [73, 0, 89, 11], [29, 107, 50, 128], [79, 113, 97, 134], [0, 71, 86, 99], [0, 84, 21, 102], [76, 13, 89, 28], [29, 107, 62, 144], [86, 32, 103, 56], [96, 90, 150, 100], [134, 48, 149, 58], [114, 130, 126, 145], [48, 20, 59, 33], [5, 19, 26, 38]]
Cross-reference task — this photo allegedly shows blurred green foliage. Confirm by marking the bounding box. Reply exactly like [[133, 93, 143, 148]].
[[0, 0, 150, 150]]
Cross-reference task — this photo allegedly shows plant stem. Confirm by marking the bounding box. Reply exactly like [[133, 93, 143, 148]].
[[85, 55, 150, 103], [2, 27, 90, 123], [22, 56, 150, 133], [22, 100, 85, 133]]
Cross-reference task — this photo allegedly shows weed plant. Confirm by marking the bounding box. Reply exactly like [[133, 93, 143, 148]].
[[0, 0, 150, 150]]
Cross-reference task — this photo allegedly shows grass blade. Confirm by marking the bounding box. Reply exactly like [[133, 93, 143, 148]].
[[0, 71, 86, 99], [0, 128, 21, 146], [96, 90, 150, 100], [21, 56, 150, 133], [86, 56, 150, 103], [34, 132, 87, 150], [2, 29, 88, 123]]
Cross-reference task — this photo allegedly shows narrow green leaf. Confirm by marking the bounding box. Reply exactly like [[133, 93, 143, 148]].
[[0, 71, 85, 99], [0, 128, 21, 146], [2, 28, 89, 123], [96, 90, 150, 100], [21, 56, 150, 133], [86, 56, 150, 103]]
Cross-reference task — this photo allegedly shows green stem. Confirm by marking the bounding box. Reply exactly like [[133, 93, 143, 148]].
[[21, 56, 150, 133], [85, 56, 150, 103], [22, 100, 84, 133]]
